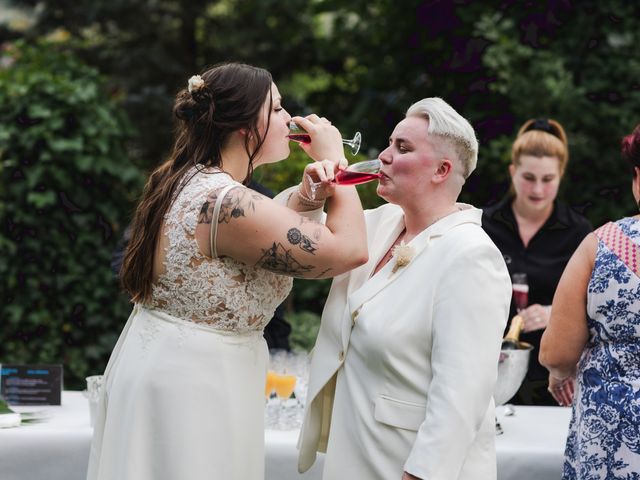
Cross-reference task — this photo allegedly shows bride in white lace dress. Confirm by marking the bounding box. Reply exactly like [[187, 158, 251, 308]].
[[86, 63, 368, 480]]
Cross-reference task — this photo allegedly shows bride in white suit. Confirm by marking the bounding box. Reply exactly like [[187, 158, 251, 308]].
[[292, 98, 512, 479]]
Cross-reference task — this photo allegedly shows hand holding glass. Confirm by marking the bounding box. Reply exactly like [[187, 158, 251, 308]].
[[307, 159, 382, 200], [289, 121, 362, 155]]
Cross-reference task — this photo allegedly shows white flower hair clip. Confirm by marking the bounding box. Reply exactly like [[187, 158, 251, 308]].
[[188, 74, 205, 93], [391, 242, 415, 274]]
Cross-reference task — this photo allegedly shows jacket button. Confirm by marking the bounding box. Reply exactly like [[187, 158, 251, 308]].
[[339, 351, 345, 362]]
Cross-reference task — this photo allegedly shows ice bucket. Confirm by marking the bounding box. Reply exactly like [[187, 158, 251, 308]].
[[494, 343, 533, 406]]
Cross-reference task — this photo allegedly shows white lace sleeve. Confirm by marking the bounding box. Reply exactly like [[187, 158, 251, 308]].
[[147, 167, 293, 332]]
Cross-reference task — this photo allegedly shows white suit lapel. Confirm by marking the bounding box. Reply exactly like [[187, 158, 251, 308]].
[[347, 204, 481, 315], [347, 210, 405, 295]]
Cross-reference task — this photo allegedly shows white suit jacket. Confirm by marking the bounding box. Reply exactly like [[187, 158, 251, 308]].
[[297, 203, 511, 480]]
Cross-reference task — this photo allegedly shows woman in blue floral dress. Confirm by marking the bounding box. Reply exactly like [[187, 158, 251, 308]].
[[540, 123, 640, 479]]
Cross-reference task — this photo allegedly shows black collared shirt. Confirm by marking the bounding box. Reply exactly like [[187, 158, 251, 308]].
[[482, 196, 592, 404]]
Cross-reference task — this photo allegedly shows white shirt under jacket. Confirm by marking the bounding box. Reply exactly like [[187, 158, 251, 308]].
[[297, 202, 511, 480]]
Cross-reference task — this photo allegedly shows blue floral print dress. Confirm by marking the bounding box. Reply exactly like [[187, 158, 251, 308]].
[[563, 217, 640, 479]]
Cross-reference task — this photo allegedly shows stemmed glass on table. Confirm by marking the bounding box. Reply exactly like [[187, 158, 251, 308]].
[[265, 350, 309, 430]]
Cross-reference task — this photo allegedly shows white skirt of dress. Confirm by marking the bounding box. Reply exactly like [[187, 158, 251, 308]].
[[86, 305, 268, 480]]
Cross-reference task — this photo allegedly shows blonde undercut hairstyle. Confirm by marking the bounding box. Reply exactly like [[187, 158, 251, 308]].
[[406, 97, 479, 178]]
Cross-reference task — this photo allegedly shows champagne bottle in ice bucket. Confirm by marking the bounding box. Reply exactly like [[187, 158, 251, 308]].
[[501, 315, 524, 350], [495, 315, 533, 425]]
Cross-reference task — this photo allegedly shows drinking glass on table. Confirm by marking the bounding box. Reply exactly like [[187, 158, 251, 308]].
[[511, 273, 529, 313], [289, 121, 362, 155], [85, 375, 104, 427], [265, 350, 299, 430]]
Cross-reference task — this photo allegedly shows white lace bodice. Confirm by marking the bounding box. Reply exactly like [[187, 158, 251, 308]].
[[146, 166, 293, 333]]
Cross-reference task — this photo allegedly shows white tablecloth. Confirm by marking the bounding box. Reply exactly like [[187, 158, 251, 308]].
[[0, 392, 570, 480]]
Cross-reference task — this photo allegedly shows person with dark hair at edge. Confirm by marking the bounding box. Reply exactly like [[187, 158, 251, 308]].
[[110, 178, 293, 351], [87, 62, 367, 480]]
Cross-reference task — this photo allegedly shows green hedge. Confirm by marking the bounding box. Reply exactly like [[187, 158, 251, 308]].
[[0, 40, 144, 389]]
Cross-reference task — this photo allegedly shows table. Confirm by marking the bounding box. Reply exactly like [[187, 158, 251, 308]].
[[495, 405, 570, 479], [0, 392, 570, 480]]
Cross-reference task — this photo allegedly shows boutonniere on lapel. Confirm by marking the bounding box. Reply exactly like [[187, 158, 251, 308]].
[[390, 241, 415, 275]]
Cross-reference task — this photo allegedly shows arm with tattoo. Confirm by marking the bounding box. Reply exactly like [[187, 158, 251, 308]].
[[256, 225, 332, 278], [197, 188, 264, 225], [196, 183, 363, 279]]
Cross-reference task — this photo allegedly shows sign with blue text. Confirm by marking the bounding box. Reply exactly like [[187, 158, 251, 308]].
[[0, 364, 63, 405]]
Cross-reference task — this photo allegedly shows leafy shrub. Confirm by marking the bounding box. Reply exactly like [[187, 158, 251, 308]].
[[0, 40, 144, 389], [287, 310, 321, 353]]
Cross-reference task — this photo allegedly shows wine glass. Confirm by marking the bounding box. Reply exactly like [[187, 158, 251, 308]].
[[511, 272, 529, 313], [289, 121, 362, 155], [265, 370, 277, 400], [273, 372, 297, 430], [306, 159, 382, 200], [265, 350, 300, 430], [273, 373, 297, 403], [265, 349, 287, 428]]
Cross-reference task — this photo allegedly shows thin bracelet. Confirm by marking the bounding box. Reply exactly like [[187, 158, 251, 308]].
[[297, 183, 325, 209]]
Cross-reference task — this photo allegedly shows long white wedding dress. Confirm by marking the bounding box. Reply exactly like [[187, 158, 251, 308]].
[[86, 166, 292, 480]]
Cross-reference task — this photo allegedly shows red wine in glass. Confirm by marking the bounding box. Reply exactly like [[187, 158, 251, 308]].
[[511, 273, 528, 312], [306, 159, 382, 198], [512, 284, 529, 312], [288, 133, 311, 143], [333, 170, 382, 186], [288, 121, 361, 155]]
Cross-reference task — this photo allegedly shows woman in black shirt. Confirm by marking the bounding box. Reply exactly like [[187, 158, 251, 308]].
[[483, 118, 592, 405]]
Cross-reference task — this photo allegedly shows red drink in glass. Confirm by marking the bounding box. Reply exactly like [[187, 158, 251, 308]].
[[288, 133, 311, 144], [333, 170, 381, 186], [288, 121, 361, 155], [512, 284, 529, 312]]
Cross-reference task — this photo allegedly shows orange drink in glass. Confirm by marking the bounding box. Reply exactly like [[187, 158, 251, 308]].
[[265, 370, 278, 399], [273, 374, 297, 399]]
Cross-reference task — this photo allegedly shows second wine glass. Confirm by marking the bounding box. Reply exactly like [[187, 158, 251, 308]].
[[306, 159, 382, 200], [511, 273, 529, 313], [289, 121, 362, 155]]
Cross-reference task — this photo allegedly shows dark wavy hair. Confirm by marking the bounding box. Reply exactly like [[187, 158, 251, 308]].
[[121, 62, 273, 302], [621, 123, 640, 177]]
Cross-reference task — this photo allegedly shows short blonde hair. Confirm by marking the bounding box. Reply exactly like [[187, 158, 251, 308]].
[[511, 118, 569, 175], [406, 97, 478, 178]]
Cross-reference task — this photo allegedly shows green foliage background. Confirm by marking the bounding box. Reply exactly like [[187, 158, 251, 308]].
[[0, 40, 144, 388], [1, 0, 640, 387]]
